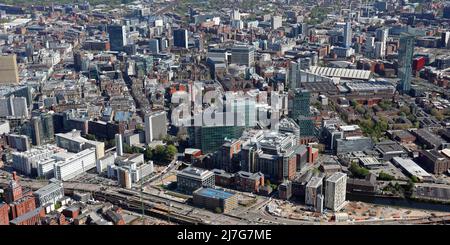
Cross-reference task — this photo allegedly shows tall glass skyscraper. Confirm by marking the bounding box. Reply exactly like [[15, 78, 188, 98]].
[[291, 89, 314, 138], [173, 29, 188, 49], [108, 25, 127, 52], [343, 22, 352, 48], [398, 33, 415, 93]]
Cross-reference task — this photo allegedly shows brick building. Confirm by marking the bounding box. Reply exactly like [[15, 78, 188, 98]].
[[235, 171, 264, 193], [9, 208, 45, 225], [419, 150, 450, 175], [0, 203, 9, 225]]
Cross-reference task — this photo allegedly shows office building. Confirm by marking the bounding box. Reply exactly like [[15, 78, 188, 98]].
[[177, 167, 215, 194], [173, 28, 188, 49], [343, 22, 352, 48], [115, 134, 123, 156], [279, 180, 292, 200], [0, 120, 9, 135], [0, 54, 19, 84], [188, 125, 245, 153], [240, 131, 298, 182], [419, 150, 449, 175], [398, 33, 415, 93], [442, 32, 450, 48], [7, 134, 30, 152], [28, 113, 54, 146], [271, 15, 282, 29], [231, 9, 240, 20], [54, 148, 97, 181], [324, 172, 347, 211], [12, 145, 61, 176], [55, 130, 105, 160], [376, 27, 389, 58], [149, 39, 159, 54], [444, 3, 450, 19], [305, 176, 323, 209], [231, 45, 255, 67], [193, 188, 238, 213], [290, 89, 315, 138], [235, 171, 265, 193], [117, 168, 132, 189], [335, 136, 373, 154], [144, 111, 167, 144], [0, 96, 28, 119], [108, 25, 127, 51], [33, 179, 64, 207], [106, 154, 153, 185]]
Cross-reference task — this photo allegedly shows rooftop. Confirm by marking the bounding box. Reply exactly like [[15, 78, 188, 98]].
[[33, 180, 63, 197], [309, 66, 372, 80], [326, 172, 347, 183], [178, 166, 214, 179], [392, 157, 432, 179], [9, 208, 42, 225], [306, 176, 323, 188], [194, 188, 235, 200]]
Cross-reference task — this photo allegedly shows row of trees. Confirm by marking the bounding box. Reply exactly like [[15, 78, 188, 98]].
[[123, 144, 177, 163]]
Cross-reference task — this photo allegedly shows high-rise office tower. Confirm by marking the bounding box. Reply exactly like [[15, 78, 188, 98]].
[[115, 134, 123, 156], [108, 25, 127, 52], [301, 23, 309, 37], [149, 39, 160, 54], [376, 27, 389, 58], [441, 32, 450, 48], [0, 54, 19, 84], [398, 33, 415, 93], [144, 111, 168, 144], [231, 9, 240, 21], [290, 89, 314, 138], [271, 15, 282, 30], [343, 22, 352, 48], [288, 61, 301, 89], [173, 29, 188, 49], [444, 3, 450, 19]]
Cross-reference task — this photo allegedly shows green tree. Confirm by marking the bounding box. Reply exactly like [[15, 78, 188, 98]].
[[153, 145, 166, 162], [399, 106, 411, 115], [131, 146, 144, 154], [410, 176, 419, 183], [355, 104, 365, 114], [431, 108, 444, 121], [123, 143, 133, 154], [214, 207, 222, 213], [165, 145, 178, 161], [144, 148, 153, 161], [106, 139, 116, 149], [378, 171, 395, 181], [84, 134, 96, 141], [349, 163, 370, 179]]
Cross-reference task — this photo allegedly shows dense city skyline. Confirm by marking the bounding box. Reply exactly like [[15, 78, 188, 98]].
[[0, 0, 449, 228]]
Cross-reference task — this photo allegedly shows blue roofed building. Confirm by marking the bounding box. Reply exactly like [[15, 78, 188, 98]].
[[192, 188, 238, 213]]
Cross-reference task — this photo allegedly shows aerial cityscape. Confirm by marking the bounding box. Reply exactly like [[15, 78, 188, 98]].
[[0, 0, 450, 227]]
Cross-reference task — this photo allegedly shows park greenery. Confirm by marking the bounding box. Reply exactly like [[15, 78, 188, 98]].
[[349, 163, 370, 179], [123, 143, 177, 163], [377, 171, 396, 181]]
